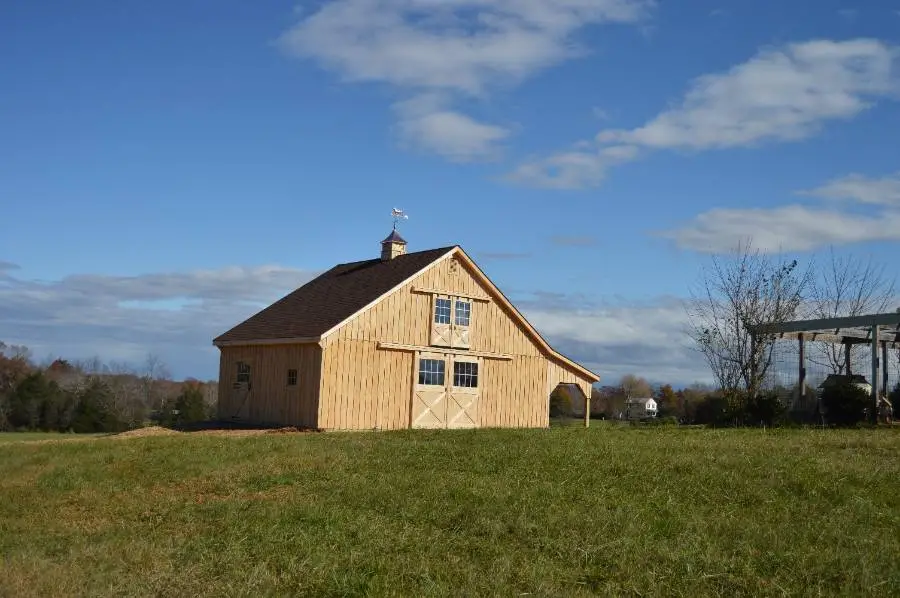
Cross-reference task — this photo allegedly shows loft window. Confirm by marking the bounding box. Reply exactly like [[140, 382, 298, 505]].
[[287, 369, 298, 386], [418, 359, 445, 386], [236, 361, 251, 384], [434, 298, 451, 324], [454, 300, 471, 326], [453, 361, 478, 388]]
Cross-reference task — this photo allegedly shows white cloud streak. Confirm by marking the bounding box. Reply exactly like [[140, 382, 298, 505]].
[[511, 38, 899, 188], [0, 264, 316, 379], [661, 204, 900, 253], [517, 293, 710, 385], [798, 171, 900, 207], [279, 0, 652, 161]]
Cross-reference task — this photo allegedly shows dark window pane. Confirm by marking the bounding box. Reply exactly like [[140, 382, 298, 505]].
[[453, 361, 478, 387], [418, 359, 446, 386]]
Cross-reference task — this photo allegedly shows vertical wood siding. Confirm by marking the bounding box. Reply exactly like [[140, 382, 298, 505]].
[[217, 344, 321, 428], [316, 255, 588, 430]]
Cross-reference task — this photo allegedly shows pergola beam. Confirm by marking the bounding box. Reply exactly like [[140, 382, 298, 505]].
[[753, 313, 900, 335], [767, 331, 900, 348]]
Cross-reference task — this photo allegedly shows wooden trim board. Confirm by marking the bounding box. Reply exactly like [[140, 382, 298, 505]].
[[411, 286, 491, 302], [378, 341, 513, 361]]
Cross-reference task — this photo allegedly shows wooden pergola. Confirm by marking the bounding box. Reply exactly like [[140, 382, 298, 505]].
[[750, 312, 900, 422]]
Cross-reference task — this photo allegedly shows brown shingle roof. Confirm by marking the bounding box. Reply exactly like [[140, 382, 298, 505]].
[[213, 246, 456, 344]]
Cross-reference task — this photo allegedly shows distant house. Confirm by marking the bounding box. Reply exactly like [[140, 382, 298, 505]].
[[624, 397, 657, 420], [212, 230, 600, 430]]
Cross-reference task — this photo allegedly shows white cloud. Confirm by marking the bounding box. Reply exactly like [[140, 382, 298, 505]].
[[505, 144, 639, 188], [279, 0, 652, 161], [510, 38, 899, 188], [393, 94, 510, 160], [798, 171, 900, 206], [0, 263, 316, 379], [516, 293, 710, 385], [660, 204, 900, 253]]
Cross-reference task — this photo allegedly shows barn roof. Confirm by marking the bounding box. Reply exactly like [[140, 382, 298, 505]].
[[213, 246, 455, 344], [213, 244, 600, 382]]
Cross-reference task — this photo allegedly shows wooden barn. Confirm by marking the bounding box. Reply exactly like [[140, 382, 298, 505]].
[[212, 231, 600, 430]]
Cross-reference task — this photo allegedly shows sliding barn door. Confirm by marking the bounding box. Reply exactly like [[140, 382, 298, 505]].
[[411, 353, 481, 429], [411, 353, 447, 428], [446, 356, 480, 428]]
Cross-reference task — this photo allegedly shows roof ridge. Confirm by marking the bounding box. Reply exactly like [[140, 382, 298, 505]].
[[333, 245, 458, 269]]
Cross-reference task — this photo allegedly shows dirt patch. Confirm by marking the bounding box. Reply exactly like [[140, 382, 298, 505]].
[[112, 427, 181, 439], [190, 426, 306, 437]]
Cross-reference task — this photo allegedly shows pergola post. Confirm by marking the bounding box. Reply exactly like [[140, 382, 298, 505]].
[[871, 325, 880, 424], [845, 343, 852, 376], [798, 333, 806, 402], [882, 341, 889, 400]]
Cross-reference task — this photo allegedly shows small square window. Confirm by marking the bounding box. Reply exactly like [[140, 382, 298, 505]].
[[453, 361, 478, 388], [434, 298, 451, 324], [418, 359, 445, 386], [287, 369, 298, 386], [454, 300, 471, 326]]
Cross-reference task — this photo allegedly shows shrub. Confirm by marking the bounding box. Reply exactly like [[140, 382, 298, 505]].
[[71, 379, 126, 433], [694, 394, 731, 427], [745, 391, 787, 427], [160, 385, 209, 428], [820, 380, 869, 427]]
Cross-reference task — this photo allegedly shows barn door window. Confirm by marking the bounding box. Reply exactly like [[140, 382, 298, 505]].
[[453, 361, 478, 388], [418, 358, 446, 386], [286, 369, 298, 386], [454, 300, 471, 326], [434, 298, 452, 324]]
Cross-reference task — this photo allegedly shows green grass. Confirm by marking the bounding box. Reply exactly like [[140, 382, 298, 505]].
[[1, 426, 898, 597], [0, 431, 103, 443]]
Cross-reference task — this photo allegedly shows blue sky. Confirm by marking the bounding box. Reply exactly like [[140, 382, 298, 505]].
[[2, 0, 900, 384]]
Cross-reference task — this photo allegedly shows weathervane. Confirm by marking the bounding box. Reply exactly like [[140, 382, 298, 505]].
[[391, 207, 409, 230]]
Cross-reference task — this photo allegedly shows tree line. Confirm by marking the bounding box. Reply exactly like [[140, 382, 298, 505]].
[[0, 342, 217, 433]]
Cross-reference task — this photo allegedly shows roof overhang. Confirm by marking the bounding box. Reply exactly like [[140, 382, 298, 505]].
[[213, 336, 321, 348]]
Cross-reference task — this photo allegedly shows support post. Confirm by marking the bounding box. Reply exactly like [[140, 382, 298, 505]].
[[798, 333, 806, 403], [584, 395, 590, 428], [871, 325, 880, 424], [882, 341, 889, 401], [845, 342, 852, 376]]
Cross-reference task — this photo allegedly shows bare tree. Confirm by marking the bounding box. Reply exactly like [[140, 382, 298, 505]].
[[687, 240, 811, 399], [619, 374, 653, 399], [809, 248, 895, 375], [142, 353, 171, 410]]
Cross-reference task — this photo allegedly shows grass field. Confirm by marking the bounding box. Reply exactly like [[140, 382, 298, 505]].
[[0, 431, 104, 443], [1, 426, 898, 597]]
